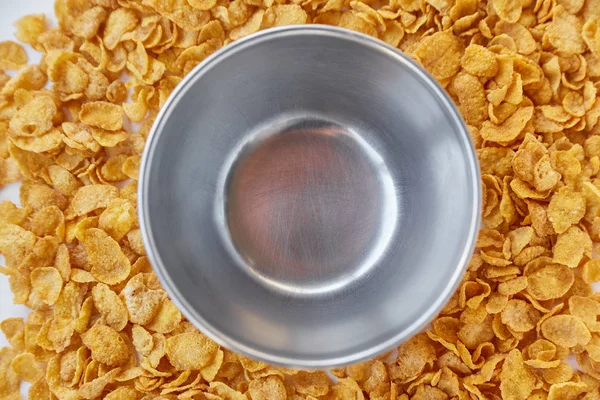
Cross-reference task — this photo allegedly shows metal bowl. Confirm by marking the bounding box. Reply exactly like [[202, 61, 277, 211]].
[[139, 25, 480, 368]]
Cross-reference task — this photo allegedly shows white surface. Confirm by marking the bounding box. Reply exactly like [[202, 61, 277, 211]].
[[0, 0, 598, 390], [0, 1, 56, 350]]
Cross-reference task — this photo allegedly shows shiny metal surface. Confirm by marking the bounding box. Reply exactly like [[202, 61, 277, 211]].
[[139, 25, 481, 368]]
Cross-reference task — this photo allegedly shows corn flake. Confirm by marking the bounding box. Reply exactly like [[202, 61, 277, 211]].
[[0, 41, 27, 70], [480, 106, 533, 143], [121, 273, 166, 325], [500, 349, 536, 400], [553, 226, 592, 268], [542, 315, 592, 347], [82, 228, 131, 284], [2, 0, 600, 398], [11, 352, 43, 383], [81, 324, 130, 367], [166, 331, 219, 370], [547, 187, 586, 233], [14, 14, 46, 47], [92, 283, 128, 331], [413, 31, 464, 81], [67, 184, 118, 217], [547, 5, 586, 54], [79, 101, 124, 131], [30, 267, 63, 306]]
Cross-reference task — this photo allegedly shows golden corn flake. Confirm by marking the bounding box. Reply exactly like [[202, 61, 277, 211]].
[[166, 331, 219, 370], [0, 347, 19, 398], [501, 299, 540, 332], [1, 0, 600, 397], [103, 8, 139, 50], [553, 225, 592, 268], [583, 259, 600, 283], [121, 273, 166, 325], [47, 53, 88, 100], [452, 72, 487, 126], [47, 165, 81, 196], [132, 325, 153, 356], [91, 283, 128, 331], [583, 18, 600, 57], [79, 101, 124, 131], [526, 263, 574, 300], [547, 187, 586, 234], [547, 5, 586, 54], [81, 323, 130, 367], [500, 349, 536, 400], [569, 296, 600, 332], [106, 80, 127, 104], [548, 381, 589, 400], [67, 184, 119, 217], [144, 298, 182, 334], [480, 106, 533, 143], [9, 95, 57, 137], [30, 267, 63, 306], [264, 4, 308, 27], [14, 14, 46, 47], [247, 375, 287, 400], [11, 352, 43, 383], [72, 6, 107, 40], [0, 41, 27, 70], [82, 227, 131, 284], [541, 314, 592, 348], [413, 31, 464, 81]]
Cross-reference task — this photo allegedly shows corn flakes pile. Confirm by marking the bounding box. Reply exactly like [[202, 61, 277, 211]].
[[0, 0, 600, 398]]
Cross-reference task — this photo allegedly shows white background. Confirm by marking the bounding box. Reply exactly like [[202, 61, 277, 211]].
[[0, 1, 598, 395], [0, 1, 56, 350]]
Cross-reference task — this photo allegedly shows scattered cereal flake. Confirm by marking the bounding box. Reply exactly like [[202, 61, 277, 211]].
[[492, 0, 523, 23], [500, 349, 536, 400], [79, 101, 124, 131], [553, 226, 592, 268], [547, 5, 586, 54], [9, 95, 57, 137], [14, 14, 46, 47], [541, 315, 591, 347], [92, 283, 128, 331], [0, 347, 19, 398], [247, 375, 287, 400], [547, 381, 589, 400], [10, 352, 43, 383], [67, 184, 119, 217], [0, 41, 27, 70], [81, 324, 130, 367], [121, 273, 166, 325], [145, 298, 181, 334], [30, 267, 63, 306], [526, 263, 574, 300], [480, 106, 533, 143], [413, 30, 464, 81], [501, 299, 540, 332], [166, 331, 219, 370], [547, 187, 585, 233], [583, 259, 600, 283], [264, 4, 308, 27], [82, 228, 131, 284], [103, 8, 139, 50]]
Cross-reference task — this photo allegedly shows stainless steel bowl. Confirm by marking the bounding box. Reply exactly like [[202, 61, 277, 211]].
[[139, 25, 480, 368]]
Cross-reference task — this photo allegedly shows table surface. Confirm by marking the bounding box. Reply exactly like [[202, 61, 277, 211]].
[[0, 4, 72, 395], [0, 0, 56, 350], [1, 2, 599, 396]]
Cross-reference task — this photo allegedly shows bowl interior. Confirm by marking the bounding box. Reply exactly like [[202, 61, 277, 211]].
[[140, 27, 480, 367]]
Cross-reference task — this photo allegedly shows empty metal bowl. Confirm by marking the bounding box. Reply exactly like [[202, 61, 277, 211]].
[[139, 25, 480, 368]]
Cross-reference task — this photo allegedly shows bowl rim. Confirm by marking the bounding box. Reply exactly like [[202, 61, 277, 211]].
[[138, 24, 482, 369]]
